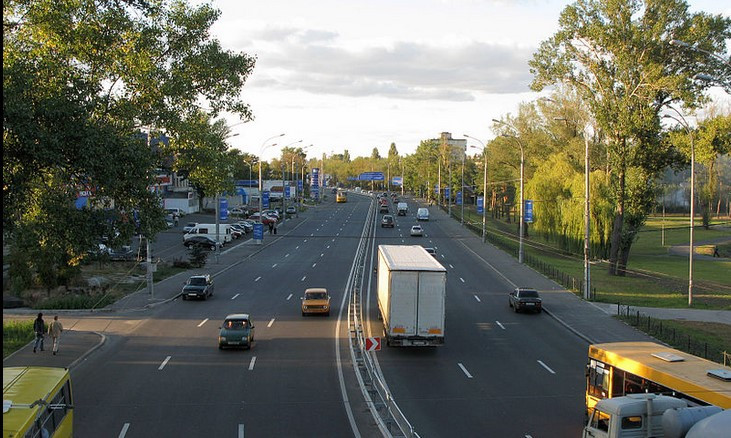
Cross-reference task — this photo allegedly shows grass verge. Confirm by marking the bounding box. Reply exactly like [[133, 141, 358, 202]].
[[3, 320, 34, 359]]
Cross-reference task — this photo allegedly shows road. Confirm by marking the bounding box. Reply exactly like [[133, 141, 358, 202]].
[[57, 193, 598, 436]]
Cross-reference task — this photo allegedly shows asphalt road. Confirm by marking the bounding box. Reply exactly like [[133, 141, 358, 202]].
[[62, 193, 591, 437]]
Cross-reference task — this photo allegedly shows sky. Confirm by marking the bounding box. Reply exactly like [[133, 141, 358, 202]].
[[208, 0, 731, 161]]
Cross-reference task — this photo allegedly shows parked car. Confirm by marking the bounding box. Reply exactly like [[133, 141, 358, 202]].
[[218, 314, 255, 349], [165, 208, 184, 218], [183, 222, 198, 233], [248, 212, 275, 224], [381, 215, 395, 228], [183, 235, 220, 250], [423, 247, 437, 258], [238, 220, 254, 233], [229, 207, 246, 216], [301, 288, 331, 316], [508, 288, 542, 313], [229, 228, 244, 239], [285, 206, 297, 216], [410, 225, 424, 237], [181, 274, 214, 300], [230, 224, 247, 235]]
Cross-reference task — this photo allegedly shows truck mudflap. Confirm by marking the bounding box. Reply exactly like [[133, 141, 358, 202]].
[[387, 335, 444, 347]]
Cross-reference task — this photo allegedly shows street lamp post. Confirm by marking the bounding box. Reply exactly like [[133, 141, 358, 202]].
[[493, 119, 525, 264], [258, 134, 285, 242], [465, 134, 487, 242], [664, 112, 695, 306], [460, 146, 465, 225]]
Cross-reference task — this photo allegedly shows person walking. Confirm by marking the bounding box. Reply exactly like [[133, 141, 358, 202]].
[[32, 313, 45, 353], [48, 315, 63, 355]]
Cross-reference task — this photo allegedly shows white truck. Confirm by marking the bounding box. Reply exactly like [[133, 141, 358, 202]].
[[377, 245, 447, 347], [584, 393, 727, 438], [397, 202, 408, 216], [183, 223, 233, 245]]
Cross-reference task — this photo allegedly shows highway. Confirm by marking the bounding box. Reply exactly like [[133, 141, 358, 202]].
[[69, 193, 587, 437]]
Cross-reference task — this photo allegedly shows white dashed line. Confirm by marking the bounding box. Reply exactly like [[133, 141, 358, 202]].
[[537, 360, 556, 374], [231, 293, 240, 300], [267, 318, 275, 328], [310, 233, 314, 236], [239, 424, 245, 438], [473, 295, 481, 302], [285, 253, 289, 258], [158, 356, 171, 371], [460, 277, 465, 283], [197, 318, 209, 327], [301, 276, 306, 281], [254, 277, 261, 282], [286, 293, 293, 300], [296, 245, 300, 249], [458, 363, 473, 378], [312, 263, 317, 268], [496, 321, 506, 330], [449, 264, 454, 269], [326, 245, 330, 249], [272, 263, 277, 268], [119, 423, 130, 438], [332, 238, 335, 242], [249, 356, 257, 370]]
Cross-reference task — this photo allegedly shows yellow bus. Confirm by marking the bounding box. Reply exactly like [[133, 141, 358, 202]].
[[3, 367, 74, 438], [586, 342, 731, 415], [336, 190, 347, 203]]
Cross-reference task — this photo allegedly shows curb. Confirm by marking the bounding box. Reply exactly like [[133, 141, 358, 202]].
[[68, 331, 106, 370], [541, 307, 595, 345]]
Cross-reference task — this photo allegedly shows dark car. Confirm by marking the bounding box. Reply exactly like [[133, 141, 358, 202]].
[[183, 235, 219, 250], [218, 314, 255, 349], [381, 215, 395, 228], [508, 288, 542, 313], [182, 274, 214, 300], [109, 245, 135, 261]]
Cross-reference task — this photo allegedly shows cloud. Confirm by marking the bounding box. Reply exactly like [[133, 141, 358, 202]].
[[247, 26, 535, 101]]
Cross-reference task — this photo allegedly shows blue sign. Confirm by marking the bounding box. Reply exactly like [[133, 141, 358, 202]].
[[445, 187, 450, 200], [285, 186, 291, 199], [253, 223, 264, 241], [219, 198, 228, 221], [434, 184, 439, 195], [263, 191, 270, 208], [311, 186, 319, 200], [525, 199, 533, 223], [359, 172, 385, 181], [75, 196, 88, 209], [392, 176, 403, 186], [477, 196, 484, 214], [297, 180, 303, 192], [235, 180, 258, 187], [456, 191, 462, 206]]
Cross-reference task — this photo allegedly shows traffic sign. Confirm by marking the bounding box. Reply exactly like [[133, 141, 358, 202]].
[[365, 337, 381, 351], [477, 196, 484, 214], [525, 199, 533, 223], [456, 190, 462, 205], [219, 198, 228, 221]]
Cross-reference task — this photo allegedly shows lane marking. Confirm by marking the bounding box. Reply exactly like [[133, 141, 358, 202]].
[[336, 232, 340, 236], [119, 423, 130, 438], [460, 277, 465, 283], [296, 245, 300, 249], [474, 295, 481, 302], [248, 356, 257, 370], [312, 263, 317, 268], [286, 293, 293, 300], [326, 245, 330, 249], [301, 276, 306, 281], [239, 424, 245, 438], [272, 263, 277, 268], [304, 239, 308, 243], [449, 264, 454, 269], [310, 233, 314, 236], [496, 321, 506, 330], [285, 253, 289, 258], [254, 276, 261, 282], [267, 318, 275, 328], [458, 362, 473, 379], [320, 253, 324, 257], [537, 360, 556, 374], [158, 356, 171, 371], [332, 238, 335, 242], [231, 293, 240, 300], [197, 318, 209, 327]]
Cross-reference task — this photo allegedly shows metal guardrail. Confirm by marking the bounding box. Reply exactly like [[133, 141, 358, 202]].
[[346, 194, 419, 438]]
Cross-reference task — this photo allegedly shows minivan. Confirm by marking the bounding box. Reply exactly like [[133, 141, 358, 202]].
[[183, 223, 233, 245], [416, 208, 429, 221]]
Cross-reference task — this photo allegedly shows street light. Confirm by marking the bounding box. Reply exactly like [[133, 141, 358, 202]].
[[493, 119, 525, 264], [465, 134, 487, 242], [289, 144, 312, 217], [664, 111, 695, 306], [258, 134, 285, 242]]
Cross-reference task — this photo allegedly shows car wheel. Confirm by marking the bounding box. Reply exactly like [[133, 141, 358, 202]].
[[514, 304, 519, 313], [218, 345, 223, 350], [508, 300, 512, 308], [182, 295, 187, 301], [209, 244, 216, 250], [325, 311, 330, 316], [302, 311, 306, 316], [202, 293, 207, 301]]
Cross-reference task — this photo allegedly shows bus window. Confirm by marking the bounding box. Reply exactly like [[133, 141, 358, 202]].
[[587, 360, 610, 398]]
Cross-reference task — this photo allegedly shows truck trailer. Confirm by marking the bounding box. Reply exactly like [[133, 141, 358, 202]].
[[377, 245, 447, 347]]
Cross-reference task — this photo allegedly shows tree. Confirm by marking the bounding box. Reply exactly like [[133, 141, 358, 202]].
[[529, 0, 730, 276]]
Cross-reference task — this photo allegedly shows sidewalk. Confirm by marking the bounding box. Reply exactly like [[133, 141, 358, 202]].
[[3, 330, 105, 369], [591, 302, 731, 324]]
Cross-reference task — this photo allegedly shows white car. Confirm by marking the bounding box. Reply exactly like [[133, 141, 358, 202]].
[[229, 207, 246, 216], [183, 222, 198, 233], [410, 225, 424, 237]]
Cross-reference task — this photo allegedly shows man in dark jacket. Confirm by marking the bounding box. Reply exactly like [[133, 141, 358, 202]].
[[33, 313, 45, 353]]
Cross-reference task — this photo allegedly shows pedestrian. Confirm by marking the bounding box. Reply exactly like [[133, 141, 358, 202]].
[[33, 313, 45, 353], [268, 221, 274, 234], [273, 220, 278, 235], [48, 315, 63, 355]]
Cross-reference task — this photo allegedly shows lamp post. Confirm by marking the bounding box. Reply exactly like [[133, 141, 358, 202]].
[[460, 145, 465, 225], [664, 111, 695, 306], [258, 134, 285, 242], [493, 119, 525, 264], [465, 134, 487, 242], [243, 159, 255, 207]]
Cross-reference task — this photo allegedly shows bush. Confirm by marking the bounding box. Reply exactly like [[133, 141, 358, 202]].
[[188, 246, 208, 268], [35, 293, 119, 310], [172, 257, 192, 269]]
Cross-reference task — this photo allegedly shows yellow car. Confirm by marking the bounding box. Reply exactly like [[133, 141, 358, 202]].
[[301, 288, 331, 316]]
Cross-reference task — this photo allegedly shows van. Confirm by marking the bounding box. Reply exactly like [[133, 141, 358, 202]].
[[416, 208, 429, 221], [397, 202, 408, 216], [183, 224, 233, 245]]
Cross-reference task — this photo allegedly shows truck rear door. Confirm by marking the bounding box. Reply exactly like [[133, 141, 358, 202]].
[[389, 272, 418, 336], [417, 272, 445, 337]]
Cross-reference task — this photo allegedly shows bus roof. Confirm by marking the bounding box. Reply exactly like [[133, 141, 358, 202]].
[[3, 367, 70, 434], [590, 342, 731, 408]]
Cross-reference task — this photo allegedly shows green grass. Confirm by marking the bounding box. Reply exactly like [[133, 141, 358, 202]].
[[3, 320, 34, 358]]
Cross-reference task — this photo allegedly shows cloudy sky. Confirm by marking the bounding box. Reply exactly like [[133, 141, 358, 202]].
[[209, 0, 730, 160]]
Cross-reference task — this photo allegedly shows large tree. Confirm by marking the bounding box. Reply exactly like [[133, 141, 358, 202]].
[[529, 0, 730, 275]]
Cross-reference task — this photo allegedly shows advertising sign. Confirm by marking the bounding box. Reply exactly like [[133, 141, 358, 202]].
[[525, 199, 533, 223], [253, 222, 264, 243], [445, 187, 450, 200], [392, 176, 403, 186], [456, 191, 462, 206], [477, 196, 484, 214], [263, 191, 270, 209], [219, 198, 228, 221], [285, 186, 291, 199]]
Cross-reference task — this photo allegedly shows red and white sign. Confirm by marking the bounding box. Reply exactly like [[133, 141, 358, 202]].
[[365, 337, 381, 352]]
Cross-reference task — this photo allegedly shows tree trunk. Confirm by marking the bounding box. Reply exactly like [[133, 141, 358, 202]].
[[608, 165, 626, 276]]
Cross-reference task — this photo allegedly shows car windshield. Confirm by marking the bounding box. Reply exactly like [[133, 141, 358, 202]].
[[306, 292, 328, 300], [189, 277, 207, 286], [224, 319, 248, 329], [519, 290, 539, 298]]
